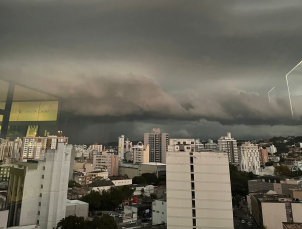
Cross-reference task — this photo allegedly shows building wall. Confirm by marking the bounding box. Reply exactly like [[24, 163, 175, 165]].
[[111, 155, 119, 176], [166, 151, 233, 229], [291, 203, 302, 222], [217, 132, 238, 163], [262, 202, 287, 229], [0, 210, 8, 229], [65, 200, 89, 219], [39, 143, 72, 229], [112, 179, 132, 186], [19, 165, 42, 226], [119, 167, 139, 179], [239, 142, 260, 175], [260, 148, 269, 164], [152, 200, 167, 225]]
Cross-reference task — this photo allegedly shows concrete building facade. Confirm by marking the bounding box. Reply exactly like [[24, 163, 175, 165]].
[[6, 137, 72, 229], [166, 150, 233, 229], [144, 128, 169, 163], [239, 142, 261, 175], [93, 152, 119, 176], [260, 147, 269, 164], [133, 143, 149, 164], [218, 132, 238, 164], [152, 199, 167, 225]]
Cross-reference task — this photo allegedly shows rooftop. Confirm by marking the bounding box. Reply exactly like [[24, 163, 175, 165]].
[[142, 162, 166, 166], [88, 180, 114, 187], [66, 199, 88, 206], [283, 222, 302, 229]]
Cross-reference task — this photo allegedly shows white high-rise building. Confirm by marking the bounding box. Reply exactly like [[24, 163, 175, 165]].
[[218, 132, 238, 164], [118, 135, 125, 160], [239, 142, 261, 175], [7, 136, 72, 229], [204, 139, 218, 150], [144, 128, 169, 163], [166, 148, 233, 229]]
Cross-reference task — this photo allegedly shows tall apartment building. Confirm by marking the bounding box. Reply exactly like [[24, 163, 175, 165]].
[[133, 144, 149, 164], [168, 139, 195, 153], [259, 147, 269, 164], [166, 148, 233, 229], [239, 142, 261, 175], [118, 135, 125, 160], [144, 128, 169, 163], [0, 137, 23, 163], [93, 152, 119, 176], [6, 136, 72, 229], [90, 144, 102, 152], [218, 132, 238, 164]]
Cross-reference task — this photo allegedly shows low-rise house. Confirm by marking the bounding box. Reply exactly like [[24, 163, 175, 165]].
[[152, 199, 167, 225]]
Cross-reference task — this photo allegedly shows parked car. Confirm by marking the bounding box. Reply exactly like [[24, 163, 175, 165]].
[[119, 214, 123, 218], [129, 220, 136, 224], [241, 220, 246, 224]]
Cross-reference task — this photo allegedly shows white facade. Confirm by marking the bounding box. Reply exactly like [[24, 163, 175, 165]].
[[144, 128, 169, 163], [195, 139, 204, 151], [7, 137, 72, 229], [133, 144, 149, 164], [218, 132, 238, 163], [166, 150, 233, 229], [239, 142, 261, 175], [0, 137, 22, 163], [152, 199, 167, 225], [267, 145, 277, 154], [118, 135, 125, 160], [204, 139, 218, 150], [111, 179, 132, 186], [65, 199, 89, 219]]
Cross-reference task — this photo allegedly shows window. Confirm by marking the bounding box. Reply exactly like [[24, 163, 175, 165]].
[[41, 175, 44, 179], [38, 211, 40, 215], [191, 174, 194, 181], [191, 191, 195, 199], [192, 209, 196, 217], [39, 193, 42, 197], [190, 157, 194, 164], [192, 200, 195, 208], [39, 202, 41, 206], [191, 182, 195, 190], [41, 185, 43, 189], [43, 166, 45, 170], [190, 165, 194, 172], [36, 220, 39, 225], [193, 218, 196, 226]]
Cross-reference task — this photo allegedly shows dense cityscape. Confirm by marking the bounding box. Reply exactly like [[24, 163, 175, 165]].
[[1, 1, 302, 229]]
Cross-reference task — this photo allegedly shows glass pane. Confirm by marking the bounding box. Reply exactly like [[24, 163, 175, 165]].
[[0, 79, 9, 110]]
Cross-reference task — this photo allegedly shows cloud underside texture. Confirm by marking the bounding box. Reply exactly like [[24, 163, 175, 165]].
[[0, 0, 302, 131]]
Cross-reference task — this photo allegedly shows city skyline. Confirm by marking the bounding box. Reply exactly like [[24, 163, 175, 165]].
[[1, 1, 302, 143]]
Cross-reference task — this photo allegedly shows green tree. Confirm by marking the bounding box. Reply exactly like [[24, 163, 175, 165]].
[[68, 180, 82, 188], [133, 176, 146, 184], [275, 165, 291, 177], [141, 173, 158, 185], [56, 215, 88, 229], [88, 215, 118, 229], [150, 193, 157, 199], [80, 191, 102, 211]]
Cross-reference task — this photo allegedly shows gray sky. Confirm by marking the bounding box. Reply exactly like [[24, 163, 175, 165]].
[[1, 0, 302, 143]]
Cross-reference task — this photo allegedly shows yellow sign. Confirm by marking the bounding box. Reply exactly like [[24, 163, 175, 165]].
[[0, 101, 58, 122], [26, 125, 38, 137]]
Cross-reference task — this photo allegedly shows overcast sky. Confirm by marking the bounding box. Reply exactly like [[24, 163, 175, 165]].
[[1, 0, 302, 143]]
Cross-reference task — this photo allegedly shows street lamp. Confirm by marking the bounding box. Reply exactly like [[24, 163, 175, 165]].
[[285, 60, 302, 118]]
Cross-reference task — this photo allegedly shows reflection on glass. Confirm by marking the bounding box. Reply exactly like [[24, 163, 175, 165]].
[[0, 79, 9, 110]]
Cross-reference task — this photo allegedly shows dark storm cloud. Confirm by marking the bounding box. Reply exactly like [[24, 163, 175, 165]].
[[1, 0, 302, 141]]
